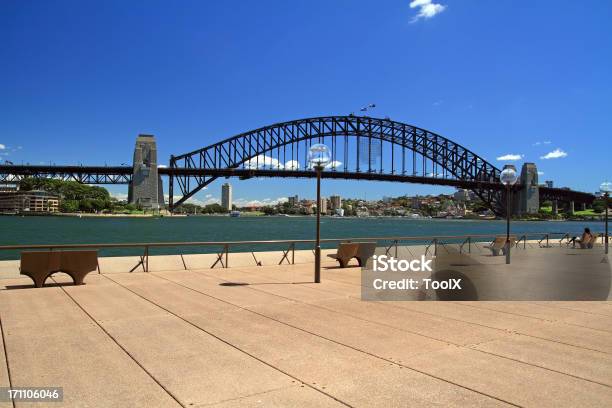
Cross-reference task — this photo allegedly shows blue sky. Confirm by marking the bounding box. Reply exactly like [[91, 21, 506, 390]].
[[1, 0, 611, 206]]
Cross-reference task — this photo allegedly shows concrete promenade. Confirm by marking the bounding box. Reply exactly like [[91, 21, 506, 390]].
[[0, 246, 611, 407]]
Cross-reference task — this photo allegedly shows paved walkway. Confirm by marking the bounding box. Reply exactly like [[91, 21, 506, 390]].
[[0, 255, 611, 407]]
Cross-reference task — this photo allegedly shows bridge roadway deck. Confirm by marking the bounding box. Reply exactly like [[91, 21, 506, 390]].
[[0, 247, 611, 407]]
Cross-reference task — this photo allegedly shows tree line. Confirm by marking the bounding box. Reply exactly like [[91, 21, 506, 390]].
[[19, 178, 113, 213]]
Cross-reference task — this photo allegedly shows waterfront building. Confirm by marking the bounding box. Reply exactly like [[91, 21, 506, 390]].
[[0, 190, 59, 214], [319, 197, 328, 214], [288, 195, 299, 207], [221, 183, 233, 211], [302, 200, 314, 214], [545, 180, 554, 188], [329, 195, 342, 210], [454, 189, 470, 202], [356, 206, 369, 217]]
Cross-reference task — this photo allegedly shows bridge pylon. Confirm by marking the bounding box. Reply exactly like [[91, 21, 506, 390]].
[[128, 134, 164, 210]]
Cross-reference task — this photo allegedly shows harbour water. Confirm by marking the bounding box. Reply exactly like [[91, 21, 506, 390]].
[[0, 215, 605, 260]]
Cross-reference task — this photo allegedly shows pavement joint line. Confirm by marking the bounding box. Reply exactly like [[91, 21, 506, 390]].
[[450, 302, 612, 334], [186, 269, 460, 345], [290, 272, 612, 356], [192, 384, 302, 408], [49, 277, 185, 408], [187, 268, 612, 380], [449, 302, 557, 323], [145, 272, 522, 407], [469, 346, 612, 389], [100, 274, 354, 408], [529, 302, 612, 317], [0, 316, 16, 408]]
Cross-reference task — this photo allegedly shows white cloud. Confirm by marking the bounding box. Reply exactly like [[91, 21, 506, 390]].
[[496, 153, 523, 161], [157, 164, 167, 168], [410, 0, 446, 22], [284, 160, 300, 170], [244, 155, 284, 169], [234, 197, 288, 207], [0, 144, 5, 150], [325, 160, 343, 169], [540, 149, 567, 160], [537, 171, 544, 175]]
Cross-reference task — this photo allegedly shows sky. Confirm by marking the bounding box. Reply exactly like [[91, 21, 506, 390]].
[[1, 0, 611, 207]]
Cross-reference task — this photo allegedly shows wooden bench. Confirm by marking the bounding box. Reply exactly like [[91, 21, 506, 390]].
[[20, 250, 99, 288], [484, 236, 516, 256], [327, 242, 377, 268]]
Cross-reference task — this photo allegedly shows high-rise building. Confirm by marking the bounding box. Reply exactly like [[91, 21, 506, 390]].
[[221, 183, 232, 211], [329, 195, 342, 210], [319, 197, 328, 214], [288, 195, 299, 207], [545, 180, 553, 188]]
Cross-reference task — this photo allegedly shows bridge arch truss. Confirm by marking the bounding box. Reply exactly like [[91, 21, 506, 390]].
[[169, 116, 504, 211]]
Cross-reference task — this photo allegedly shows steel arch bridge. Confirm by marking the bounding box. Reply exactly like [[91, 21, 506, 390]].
[[0, 115, 596, 215], [169, 115, 505, 211]]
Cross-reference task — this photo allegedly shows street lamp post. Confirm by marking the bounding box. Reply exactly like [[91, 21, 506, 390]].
[[601, 181, 612, 255], [308, 144, 331, 283], [500, 165, 518, 264]]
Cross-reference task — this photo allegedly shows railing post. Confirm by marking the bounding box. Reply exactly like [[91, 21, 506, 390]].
[[434, 238, 438, 256], [546, 233, 549, 248], [292, 242, 295, 265], [145, 245, 149, 272], [225, 244, 229, 269], [468, 237, 471, 253], [394, 240, 398, 258]]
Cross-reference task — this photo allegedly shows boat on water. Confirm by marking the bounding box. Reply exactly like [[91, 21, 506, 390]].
[[230, 210, 241, 217]]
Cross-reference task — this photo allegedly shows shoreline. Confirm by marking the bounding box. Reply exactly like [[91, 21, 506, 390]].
[[0, 212, 603, 221]]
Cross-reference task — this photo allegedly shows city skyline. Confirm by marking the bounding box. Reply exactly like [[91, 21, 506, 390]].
[[1, 1, 611, 204]]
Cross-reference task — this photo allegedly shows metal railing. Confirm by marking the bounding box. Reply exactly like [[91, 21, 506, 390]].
[[1, 232, 603, 273]]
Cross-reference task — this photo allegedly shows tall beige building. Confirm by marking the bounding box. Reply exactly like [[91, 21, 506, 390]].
[[319, 197, 328, 214], [329, 195, 342, 210], [221, 183, 232, 211]]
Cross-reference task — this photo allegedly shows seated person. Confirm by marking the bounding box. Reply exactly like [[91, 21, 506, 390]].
[[570, 227, 593, 248]]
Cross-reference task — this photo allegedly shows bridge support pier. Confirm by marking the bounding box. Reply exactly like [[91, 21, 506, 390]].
[[552, 200, 558, 215], [569, 201, 575, 215], [128, 134, 165, 211], [515, 163, 539, 216]]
